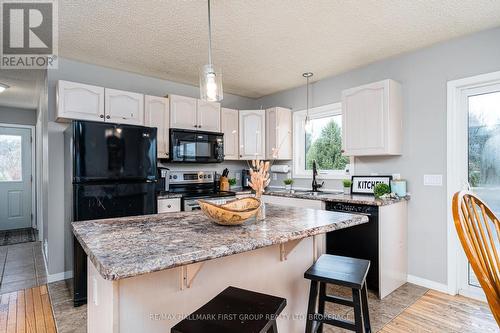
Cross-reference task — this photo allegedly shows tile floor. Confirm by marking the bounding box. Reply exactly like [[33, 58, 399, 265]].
[[48, 280, 86, 333], [0, 241, 47, 294]]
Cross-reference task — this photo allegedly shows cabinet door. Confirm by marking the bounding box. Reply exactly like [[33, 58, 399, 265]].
[[197, 100, 221, 132], [221, 108, 239, 160], [239, 110, 265, 160], [57, 80, 104, 122], [342, 81, 386, 155], [266, 107, 292, 160], [105, 88, 144, 125], [169, 95, 197, 130], [145, 96, 169, 159]]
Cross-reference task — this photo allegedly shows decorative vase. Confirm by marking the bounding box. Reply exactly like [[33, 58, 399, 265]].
[[285, 184, 292, 191], [254, 192, 266, 221], [343, 187, 351, 195]]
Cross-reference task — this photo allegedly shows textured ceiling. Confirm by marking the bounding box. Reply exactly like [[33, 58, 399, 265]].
[[0, 70, 45, 110], [59, 0, 500, 98]]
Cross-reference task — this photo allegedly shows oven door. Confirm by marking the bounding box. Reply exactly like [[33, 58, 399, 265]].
[[170, 129, 224, 163]]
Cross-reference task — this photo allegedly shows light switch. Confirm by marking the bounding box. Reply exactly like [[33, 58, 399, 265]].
[[424, 174, 442, 186]]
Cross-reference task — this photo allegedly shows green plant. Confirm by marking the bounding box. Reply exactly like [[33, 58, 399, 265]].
[[228, 178, 237, 186], [342, 179, 352, 188], [283, 178, 294, 185], [374, 183, 391, 198]]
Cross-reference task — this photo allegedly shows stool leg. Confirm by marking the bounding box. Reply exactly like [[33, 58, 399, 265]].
[[352, 289, 363, 333], [317, 283, 326, 333], [305, 280, 319, 333], [361, 283, 371, 333]]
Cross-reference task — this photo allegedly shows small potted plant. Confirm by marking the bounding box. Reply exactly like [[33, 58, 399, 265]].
[[342, 179, 352, 195], [228, 178, 237, 190], [374, 183, 391, 199], [283, 178, 294, 191]]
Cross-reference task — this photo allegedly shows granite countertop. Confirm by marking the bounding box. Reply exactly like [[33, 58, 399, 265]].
[[264, 190, 409, 206], [72, 204, 368, 281], [157, 192, 183, 199]]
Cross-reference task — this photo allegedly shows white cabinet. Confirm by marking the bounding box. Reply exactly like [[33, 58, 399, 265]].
[[342, 79, 402, 156], [169, 95, 198, 130], [104, 88, 144, 125], [197, 100, 221, 132], [56, 80, 105, 121], [169, 95, 220, 132], [157, 197, 181, 213], [239, 110, 266, 160], [145, 96, 169, 159], [266, 107, 292, 160], [221, 108, 239, 160]]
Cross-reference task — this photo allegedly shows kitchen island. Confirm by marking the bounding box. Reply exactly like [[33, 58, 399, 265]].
[[72, 204, 368, 333]]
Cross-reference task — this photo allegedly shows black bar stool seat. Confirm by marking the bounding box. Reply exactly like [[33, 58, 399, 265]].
[[171, 286, 287, 333], [304, 254, 371, 333]]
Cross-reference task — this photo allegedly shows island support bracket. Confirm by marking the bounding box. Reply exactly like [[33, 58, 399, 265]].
[[279, 239, 302, 261], [179, 262, 205, 290]]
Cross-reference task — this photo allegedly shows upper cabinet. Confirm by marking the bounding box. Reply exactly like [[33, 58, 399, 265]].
[[144, 95, 169, 159], [266, 107, 292, 160], [221, 108, 239, 160], [342, 79, 402, 156], [169, 95, 221, 132], [197, 100, 221, 132], [105, 88, 144, 125], [56, 80, 105, 121], [239, 110, 266, 160], [56, 80, 144, 125], [169, 95, 198, 130]]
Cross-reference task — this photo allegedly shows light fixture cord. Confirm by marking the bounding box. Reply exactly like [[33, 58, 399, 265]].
[[207, 0, 213, 66], [306, 76, 309, 119]]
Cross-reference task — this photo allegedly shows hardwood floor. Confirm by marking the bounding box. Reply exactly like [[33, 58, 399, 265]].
[[0, 285, 56, 333], [381, 290, 499, 332]]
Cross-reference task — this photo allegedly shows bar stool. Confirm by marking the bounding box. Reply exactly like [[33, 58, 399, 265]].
[[171, 286, 287, 333], [304, 254, 371, 333]]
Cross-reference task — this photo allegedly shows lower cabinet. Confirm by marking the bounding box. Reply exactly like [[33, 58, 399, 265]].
[[157, 198, 181, 213]]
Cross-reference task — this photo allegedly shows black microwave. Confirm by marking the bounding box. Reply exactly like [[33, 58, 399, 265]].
[[169, 129, 224, 163]]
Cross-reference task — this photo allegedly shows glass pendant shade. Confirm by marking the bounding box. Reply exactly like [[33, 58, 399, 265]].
[[200, 64, 223, 102], [304, 116, 313, 133]]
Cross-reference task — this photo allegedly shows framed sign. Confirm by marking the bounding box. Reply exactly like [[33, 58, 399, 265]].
[[351, 175, 392, 195]]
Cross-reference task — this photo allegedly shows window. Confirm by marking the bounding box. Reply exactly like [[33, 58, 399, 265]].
[[293, 103, 352, 179], [0, 134, 22, 182]]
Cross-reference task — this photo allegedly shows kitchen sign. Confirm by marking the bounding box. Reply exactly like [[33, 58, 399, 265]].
[[351, 175, 392, 195]]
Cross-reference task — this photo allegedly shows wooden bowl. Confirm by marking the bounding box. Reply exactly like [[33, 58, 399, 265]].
[[198, 197, 262, 226]]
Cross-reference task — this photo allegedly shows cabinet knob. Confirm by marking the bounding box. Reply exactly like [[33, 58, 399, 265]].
[[194, 125, 198, 128], [240, 155, 243, 158], [167, 204, 171, 208], [99, 114, 104, 118], [106, 115, 110, 119]]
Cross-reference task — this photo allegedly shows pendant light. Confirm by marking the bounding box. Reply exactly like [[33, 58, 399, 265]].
[[200, 0, 223, 102], [303, 72, 313, 133]]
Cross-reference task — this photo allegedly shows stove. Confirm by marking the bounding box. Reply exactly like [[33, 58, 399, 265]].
[[166, 171, 236, 211]]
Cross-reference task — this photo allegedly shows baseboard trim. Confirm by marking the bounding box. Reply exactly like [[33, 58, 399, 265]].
[[47, 270, 73, 283], [407, 274, 450, 294]]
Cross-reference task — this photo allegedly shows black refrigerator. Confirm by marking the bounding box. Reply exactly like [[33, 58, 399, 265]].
[[71, 120, 157, 306]]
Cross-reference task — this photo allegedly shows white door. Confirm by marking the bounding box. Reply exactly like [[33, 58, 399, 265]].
[[458, 82, 500, 300], [169, 95, 197, 130], [197, 100, 221, 132], [0, 126, 32, 231], [221, 108, 239, 160], [105, 89, 144, 125], [239, 110, 265, 160], [57, 80, 105, 121], [145, 96, 169, 159]]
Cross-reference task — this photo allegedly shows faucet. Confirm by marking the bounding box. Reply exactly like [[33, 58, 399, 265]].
[[312, 160, 324, 192]]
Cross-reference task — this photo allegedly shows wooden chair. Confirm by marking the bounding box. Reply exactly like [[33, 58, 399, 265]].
[[452, 190, 500, 326]]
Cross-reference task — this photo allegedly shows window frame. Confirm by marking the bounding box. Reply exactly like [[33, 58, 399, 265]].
[[292, 102, 353, 179]]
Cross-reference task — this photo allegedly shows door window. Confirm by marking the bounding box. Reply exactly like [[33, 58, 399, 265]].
[[0, 134, 22, 182]]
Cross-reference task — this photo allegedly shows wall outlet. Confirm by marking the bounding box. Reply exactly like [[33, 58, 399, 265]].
[[272, 173, 277, 181], [424, 174, 443, 186]]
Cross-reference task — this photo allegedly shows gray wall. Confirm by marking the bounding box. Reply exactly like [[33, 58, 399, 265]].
[[256, 27, 500, 285], [45, 58, 254, 277], [0, 106, 37, 126]]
